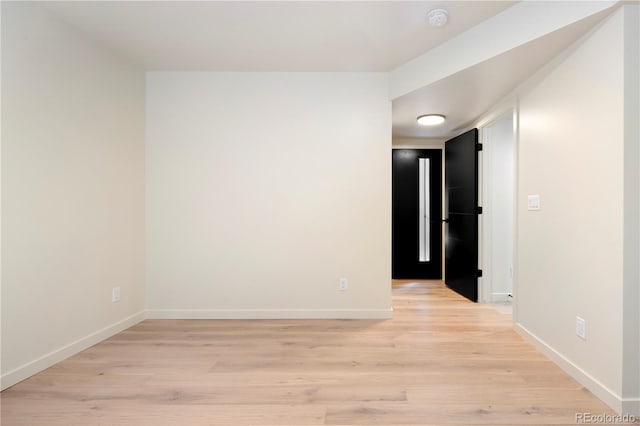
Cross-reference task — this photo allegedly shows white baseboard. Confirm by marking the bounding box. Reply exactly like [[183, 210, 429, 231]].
[[1, 311, 146, 391], [490, 292, 512, 303], [622, 398, 640, 416], [147, 308, 393, 320], [515, 323, 627, 414]]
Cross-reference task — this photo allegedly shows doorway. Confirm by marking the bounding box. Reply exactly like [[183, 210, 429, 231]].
[[392, 149, 442, 279], [480, 112, 515, 304], [391, 118, 515, 304]]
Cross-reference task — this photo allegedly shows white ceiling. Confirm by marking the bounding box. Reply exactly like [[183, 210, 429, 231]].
[[392, 9, 610, 138], [40, 1, 515, 71], [35, 1, 611, 139]]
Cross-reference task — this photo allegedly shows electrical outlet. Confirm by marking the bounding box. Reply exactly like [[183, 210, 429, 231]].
[[339, 278, 348, 291], [112, 287, 121, 303], [576, 316, 586, 340]]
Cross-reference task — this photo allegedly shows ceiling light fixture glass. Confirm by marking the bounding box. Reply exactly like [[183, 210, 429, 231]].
[[417, 114, 446, 126]]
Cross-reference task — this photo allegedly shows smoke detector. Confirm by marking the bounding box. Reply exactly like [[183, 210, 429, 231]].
[[427, 9, 449, 27]]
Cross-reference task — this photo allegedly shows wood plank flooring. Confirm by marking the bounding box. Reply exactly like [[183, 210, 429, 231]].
[[1, 281, 620, 425]]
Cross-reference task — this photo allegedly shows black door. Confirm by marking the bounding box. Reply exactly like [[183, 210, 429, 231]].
[[444, 129, 480, 301], [392, 149, 442, 279]]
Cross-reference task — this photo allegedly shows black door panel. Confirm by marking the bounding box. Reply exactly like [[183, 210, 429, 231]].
[[392, 149, 442, 279], [445, 129, 479, 301]]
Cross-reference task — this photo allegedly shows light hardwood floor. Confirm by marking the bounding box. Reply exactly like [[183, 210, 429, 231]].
[[1, 281, 620, 425]]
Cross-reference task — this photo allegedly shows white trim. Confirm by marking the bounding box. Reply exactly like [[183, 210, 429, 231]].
[[0, 311, 146, 391], [0, 0, 4, 398], [622, 3, 640, 416], [475, 101, 520, 322], [477, 109, 516, 305], [392, 140, 445, 149], [512, 102, 520, 325], [490, 293, 512, 303], [515, 323, 625, 414], [622, 399, 640, 416], [478, 124, 489, 303], [147, 308, 393, 320]]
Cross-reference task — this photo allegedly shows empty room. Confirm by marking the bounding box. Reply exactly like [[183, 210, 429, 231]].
[[1, 1, 639, 425]]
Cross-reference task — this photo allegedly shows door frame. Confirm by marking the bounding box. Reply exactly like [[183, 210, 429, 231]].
[[476, 105, 519, 321], [391, 140, 446, 277], [393, 112, 520, 316], [479, 110, 516, 304], [392, 147, 444, 279]]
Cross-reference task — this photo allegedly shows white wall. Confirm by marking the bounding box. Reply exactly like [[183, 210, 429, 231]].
[[622, 4, 640, 416], [392, 136, 445, 149], [146, 72, 391, 318], [514, 7, 634, 413], [0, 1, 4, 385], [1, 4, 146, 389], [484, 116, 514, 302]]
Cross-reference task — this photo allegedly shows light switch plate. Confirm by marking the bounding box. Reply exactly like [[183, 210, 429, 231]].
[[576, 316, 586, 340], [339, 278, 348, 291], [527, 195, 541, 211]]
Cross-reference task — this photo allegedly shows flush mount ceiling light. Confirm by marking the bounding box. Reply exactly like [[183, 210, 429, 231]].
[[417, 114, 446, 126], [427, 9, 449, 27]]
